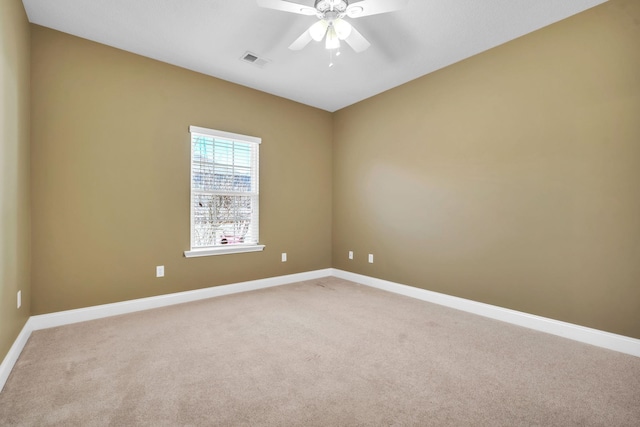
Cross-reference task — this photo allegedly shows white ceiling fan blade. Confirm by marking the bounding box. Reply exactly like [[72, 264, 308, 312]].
[[288, 29, 313, 50], [257, 0, 316, 15], [344, 25, 371, 53], [346, 0, 409, 18]]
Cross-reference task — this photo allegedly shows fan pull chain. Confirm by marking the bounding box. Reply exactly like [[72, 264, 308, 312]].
[[329, 49, 341, 67]]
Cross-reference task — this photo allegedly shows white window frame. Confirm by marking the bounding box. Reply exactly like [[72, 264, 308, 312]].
[[184, 126, 265, 258]]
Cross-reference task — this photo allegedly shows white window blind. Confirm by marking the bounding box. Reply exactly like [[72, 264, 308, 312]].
[[187, 126, 262, 256]]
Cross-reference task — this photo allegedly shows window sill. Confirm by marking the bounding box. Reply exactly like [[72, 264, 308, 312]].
[[184, 245, 265, 258]]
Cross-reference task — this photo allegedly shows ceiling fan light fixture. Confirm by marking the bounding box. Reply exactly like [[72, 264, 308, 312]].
[[325, 26, 340, 49], [309, 20, 329, 42], [333, 18, 352, 40]]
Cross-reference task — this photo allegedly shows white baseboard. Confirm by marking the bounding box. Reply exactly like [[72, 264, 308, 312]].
[[332, 269, 640, 358], [3, 267, 638, 393], [0, 318, 34, 393], [28, 269, 333, 331], [0, 268, 332, 392]]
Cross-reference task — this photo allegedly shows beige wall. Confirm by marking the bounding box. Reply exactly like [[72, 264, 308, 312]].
[[333, 0, 640, 339], [30, 26, 333, 314], [1, 0, 31, 360]]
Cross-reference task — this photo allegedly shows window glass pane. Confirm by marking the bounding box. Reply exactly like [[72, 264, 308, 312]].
[[233, 143, 251, 168], [192, 138, 255, 193], [192, 194, 255, 247], [233, 167, 252, 192], [214, 139, 234, 166]]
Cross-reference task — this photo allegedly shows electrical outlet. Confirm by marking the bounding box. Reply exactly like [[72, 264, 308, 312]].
[[156, 265, 164, 277], [349, 251, 353, 260], [281, 253, 287, 262], [17, 290, 21, 309], [368, 254, 374, 263]]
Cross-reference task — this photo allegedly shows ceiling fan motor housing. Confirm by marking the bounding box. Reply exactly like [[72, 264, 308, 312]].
[[315, 0, 349, 14]]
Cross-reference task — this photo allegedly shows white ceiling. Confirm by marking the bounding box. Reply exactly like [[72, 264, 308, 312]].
[[22, 0, 607, 112]]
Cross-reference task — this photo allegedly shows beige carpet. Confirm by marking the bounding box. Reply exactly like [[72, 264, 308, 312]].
[[1, 277, 639, 426]]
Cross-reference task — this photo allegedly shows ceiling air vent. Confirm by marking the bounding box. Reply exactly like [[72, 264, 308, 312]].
[[240, 51, 270, 68]]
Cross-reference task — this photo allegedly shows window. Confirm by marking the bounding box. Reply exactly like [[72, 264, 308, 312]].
[[184, 126, 264, 257]]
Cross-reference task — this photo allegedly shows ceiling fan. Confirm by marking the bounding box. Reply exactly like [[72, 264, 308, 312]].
[[257, 0, 409, 53]]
